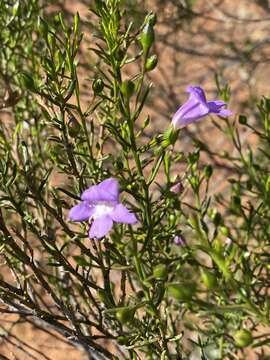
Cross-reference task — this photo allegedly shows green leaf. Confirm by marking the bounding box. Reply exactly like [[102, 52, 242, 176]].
[[73, 256, 90, 267]]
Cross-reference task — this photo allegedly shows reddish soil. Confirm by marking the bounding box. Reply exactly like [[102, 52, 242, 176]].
[[1, 0, 270, 358]]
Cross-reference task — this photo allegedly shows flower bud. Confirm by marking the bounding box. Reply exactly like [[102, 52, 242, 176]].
[[73, 12, 80, 35], [147, 13, 157, 26], [169, 214, 176, 224], [121, 80, 135, 99], [204, 164, 213, 179], [117, 336, 128, 345], [213, 212, 222, 227], [208, 208, 222, 226], [201, 270, 217, 290], [116, 307, 135, 324], [153, 264, 168, 280], [92, 78, 104, 94], [170, 182, 184, 195], [173, 235, 186, 246], [145, 54, 158, 71], [126, 182, 139, 192], [239, 115, 247, 125], [168, 282, 196, 301], [233, 329, 253, 348], [220, 226, 229, 237], [68, 116, 81, 138], [139, 23, 155, 54], [162, 126, 178, 148]]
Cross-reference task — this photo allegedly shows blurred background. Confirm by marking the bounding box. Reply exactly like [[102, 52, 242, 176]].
[[1, 0, 270, 358]]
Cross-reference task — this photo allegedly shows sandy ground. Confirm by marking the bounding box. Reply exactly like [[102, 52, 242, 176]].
[[1, 0, 270, 358]]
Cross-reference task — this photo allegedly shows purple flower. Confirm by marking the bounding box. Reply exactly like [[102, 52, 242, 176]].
[[170, 181, 184, 195], [174, 235, 186, 246], [69, 178, 137, 239], [172, 85, 232, 129]]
